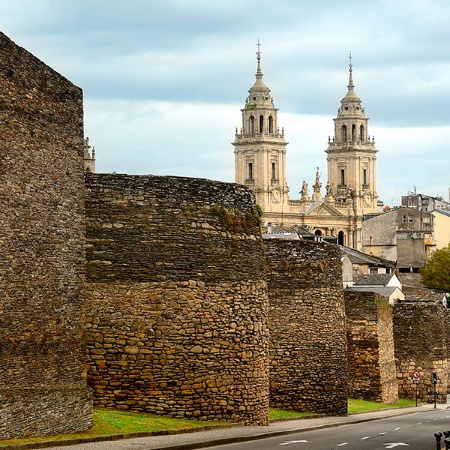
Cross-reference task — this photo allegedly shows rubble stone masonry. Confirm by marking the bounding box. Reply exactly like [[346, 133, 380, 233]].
[[394, 301, 448, 403], [84, 174, 270, 425], [264, 240, 348, 416], [0, 33, 91, 439], [345, 291, 398, 403]]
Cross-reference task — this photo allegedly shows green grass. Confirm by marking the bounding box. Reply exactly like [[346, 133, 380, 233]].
[[269, 408, 319, 419], [0, 409, 230, 447], [348, 398, 418, 413], [0, 400, 418, 447]]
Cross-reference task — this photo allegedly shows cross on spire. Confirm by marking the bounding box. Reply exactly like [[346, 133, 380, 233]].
[[257, 38, 261, 58], [349, 50, 353, 69]]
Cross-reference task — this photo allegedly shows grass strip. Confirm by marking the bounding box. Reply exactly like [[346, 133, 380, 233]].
[[0, 399, 419, 447], [348, 398, 418, 413]]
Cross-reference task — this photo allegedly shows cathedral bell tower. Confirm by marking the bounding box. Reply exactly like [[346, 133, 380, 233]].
[[325, 55, 378, 215], [233, 42, 289, 213]]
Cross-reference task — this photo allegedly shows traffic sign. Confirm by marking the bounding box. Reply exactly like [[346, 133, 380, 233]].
[[412, 370, 420, 379]]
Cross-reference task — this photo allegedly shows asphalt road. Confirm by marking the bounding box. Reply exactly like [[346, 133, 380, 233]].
[[201, 408, 450, 450]]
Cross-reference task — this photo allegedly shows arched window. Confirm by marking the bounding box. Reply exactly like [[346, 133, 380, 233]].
[[268, 116, 274, 134], [341, 125, 347, 142], [360, 125, 365, 141], [259, 115, 264, 133], [352, 124, 356, 142], [314, 230, 322, 236], [338, 231, 345, 245], [249, 116, 254, 134], [340, 169, 345, 186]]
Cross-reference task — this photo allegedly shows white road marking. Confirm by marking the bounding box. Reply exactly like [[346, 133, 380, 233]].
[[361, 436, 370, 440], [337, 443, 348, 447], [384, 444, 410, 448], [379, 432, 387, 435], [279, 440, 308, 446], [394, 427, 401, 430]]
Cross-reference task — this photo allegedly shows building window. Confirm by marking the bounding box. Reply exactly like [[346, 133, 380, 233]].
[[271, 162, 276, 180], [341, 125, 347, 142], [352, 124, 356, 141], [340, 169, 345, 186], [409, 215, 414, 223], [402, 215, 407, 223], [360, 125, 365, 141], [249, 116, 254, 134], [363, 169, 367, 186], [248, 163, 253, 180], [259, 115, 264, 133], [268, 116, 274, 133], [338, 230, 345, 245]]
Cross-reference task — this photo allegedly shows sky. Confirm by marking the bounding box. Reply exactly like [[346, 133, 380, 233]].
[[1, 0, 450, 207]]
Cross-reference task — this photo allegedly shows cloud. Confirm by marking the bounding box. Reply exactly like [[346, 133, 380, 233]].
[[1, 0, 450, 207]]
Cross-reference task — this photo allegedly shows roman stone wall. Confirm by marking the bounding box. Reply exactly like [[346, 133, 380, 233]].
[[394, 301, 448, 403], [345, 291, 398, 403], [0, 33, 91, 439], [84, 174, 269, 425], [265, 240, 348, 416]]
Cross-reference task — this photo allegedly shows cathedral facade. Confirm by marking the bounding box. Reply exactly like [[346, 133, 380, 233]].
[[233, 47, 381, 250]]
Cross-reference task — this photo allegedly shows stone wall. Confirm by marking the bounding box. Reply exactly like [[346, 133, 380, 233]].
[[345, 291, 398, 403], [394, 301, 448, 403], [0, 33, 91, 439], [265, 240, 348, 416], [84, 174, 269, 425]]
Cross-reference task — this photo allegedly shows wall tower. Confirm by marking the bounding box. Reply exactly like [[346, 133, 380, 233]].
[[233, 42, 289, 213]]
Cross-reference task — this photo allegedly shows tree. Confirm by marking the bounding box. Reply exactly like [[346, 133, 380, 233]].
[[421, 244, 450, 293]]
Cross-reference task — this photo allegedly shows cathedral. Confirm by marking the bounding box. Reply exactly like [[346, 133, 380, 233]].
[[233, 46, 381, 250]]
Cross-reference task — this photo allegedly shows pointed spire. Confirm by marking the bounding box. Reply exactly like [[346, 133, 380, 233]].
[[256, 38, 263, 79], [348, 50, 354, 91], [341, 51, 361, 105], [249, 39, 270, 94]]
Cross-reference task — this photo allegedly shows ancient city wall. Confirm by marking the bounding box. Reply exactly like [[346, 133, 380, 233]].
[[265, 240, 348, 416], [394, 301, 448, 403], [84, 174, 269, 425], [0, 33, 91, 439], [345, 291, 398, 403]]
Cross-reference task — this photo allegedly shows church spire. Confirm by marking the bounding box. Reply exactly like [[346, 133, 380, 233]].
[[249, 39, 270, 96], [348, 51, 355, 91], [340, 51, 362, 113], [256, 38, 263, 78]]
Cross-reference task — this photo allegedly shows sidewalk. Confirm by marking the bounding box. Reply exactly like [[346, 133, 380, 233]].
[[5, 403, 448, 450]]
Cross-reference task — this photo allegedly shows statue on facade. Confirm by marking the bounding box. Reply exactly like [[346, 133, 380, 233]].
[[300, 180, 310, 201], [312, 167, 322, 202]]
